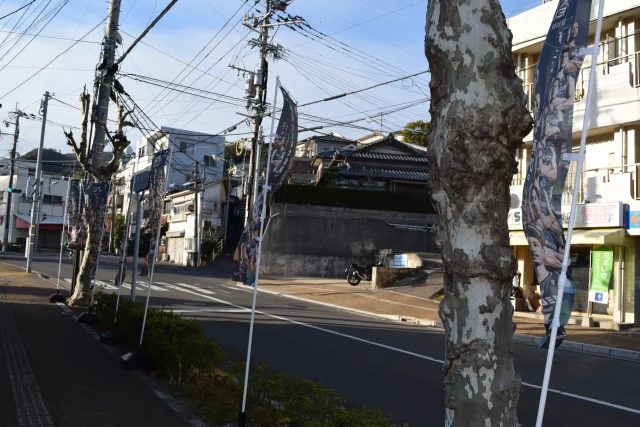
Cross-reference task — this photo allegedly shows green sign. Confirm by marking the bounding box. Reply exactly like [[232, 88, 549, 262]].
[[589, 245, 613, 304]]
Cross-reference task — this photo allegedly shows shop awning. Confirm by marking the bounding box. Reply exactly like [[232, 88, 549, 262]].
[[510, 228, 626, 246], [14, 213, 64, 230]]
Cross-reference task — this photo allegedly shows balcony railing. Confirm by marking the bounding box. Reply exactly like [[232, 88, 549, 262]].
[[518, 30, 640, 111], [512, 162, 640, 204]]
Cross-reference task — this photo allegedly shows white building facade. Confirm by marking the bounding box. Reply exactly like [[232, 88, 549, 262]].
[[0, 165, 72, 249], [508, 0, 640, 326]]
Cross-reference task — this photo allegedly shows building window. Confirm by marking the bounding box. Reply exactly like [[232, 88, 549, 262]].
[[138, 146, 146, 158], [42, 194, 63, 205], [185, 237, 194, 251], [172, 203, 186, 215], [179, 141, 194, 155]]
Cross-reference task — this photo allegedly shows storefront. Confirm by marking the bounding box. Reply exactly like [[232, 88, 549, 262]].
[[508, 202, 635, 324]]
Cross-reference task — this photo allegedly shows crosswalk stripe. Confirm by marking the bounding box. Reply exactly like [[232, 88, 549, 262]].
[[174, 283, 215, 295], [153, 281, 209, 294], [94, 280, 118, 290], [133, 281, 168, 292]]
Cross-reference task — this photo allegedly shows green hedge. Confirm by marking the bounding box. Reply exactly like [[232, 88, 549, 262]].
[[95, 293, 406, 426], [273, 185, 434, 214]]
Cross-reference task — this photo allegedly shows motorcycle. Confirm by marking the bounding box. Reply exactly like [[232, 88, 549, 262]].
[[345, 261, 383, 286]]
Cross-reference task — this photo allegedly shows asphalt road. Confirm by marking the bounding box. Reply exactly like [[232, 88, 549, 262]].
[[2, 252, 639, 426]]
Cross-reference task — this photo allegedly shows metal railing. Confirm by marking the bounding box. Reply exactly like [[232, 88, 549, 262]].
[[518, 30, 640, 111], [512, 162, 640, 202]]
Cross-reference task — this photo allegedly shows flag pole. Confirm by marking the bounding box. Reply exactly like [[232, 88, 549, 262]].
[[139, 146, 174, 348], [50, 176, 72, 303], [240, 76, 280, 424], [114, 156, 140, 324], [535, 1, 605, 425]]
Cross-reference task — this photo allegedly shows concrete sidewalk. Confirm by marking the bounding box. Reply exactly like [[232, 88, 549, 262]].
[[259, 275, 640, 357], [0, 263, 194, 427]]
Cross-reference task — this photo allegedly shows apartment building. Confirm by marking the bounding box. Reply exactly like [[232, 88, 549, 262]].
[[508, 0, 640, 326]]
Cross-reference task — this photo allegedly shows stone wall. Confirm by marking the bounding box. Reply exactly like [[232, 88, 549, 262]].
[[260, 203, 438, 278]]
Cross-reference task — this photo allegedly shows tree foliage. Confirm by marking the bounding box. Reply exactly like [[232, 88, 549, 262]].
[[399, 120, 430, 147], [113, 213, 125, 253]]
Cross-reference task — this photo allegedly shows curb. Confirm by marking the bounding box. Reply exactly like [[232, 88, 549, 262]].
[[235, 282, 640, 363]]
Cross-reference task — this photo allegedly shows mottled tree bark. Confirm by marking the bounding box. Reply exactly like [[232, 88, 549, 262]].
[[66, 90, 132, 306], [425, 1, 533, 426]]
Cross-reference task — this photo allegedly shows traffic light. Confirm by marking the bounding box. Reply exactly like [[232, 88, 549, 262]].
[[7, 187, 21, 193]]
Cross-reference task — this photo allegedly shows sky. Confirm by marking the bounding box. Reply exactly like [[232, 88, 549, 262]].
[[0, 0, 540, 157]]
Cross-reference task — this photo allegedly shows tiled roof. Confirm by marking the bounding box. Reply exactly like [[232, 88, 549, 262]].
[[330, 164, 429, 182], [316, 149, 428, 163], [299, 134, 354, 144], [356, 133, 428, 154]]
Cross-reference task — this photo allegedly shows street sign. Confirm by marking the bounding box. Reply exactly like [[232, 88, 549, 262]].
[[626, 211, 640, 228], [394, 254, 408, 268]]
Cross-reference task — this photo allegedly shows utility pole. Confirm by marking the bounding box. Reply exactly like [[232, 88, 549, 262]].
[[26, 92, 51, 273], [193, 161, 199, 267], [242, 0, 271, 228], [89, 0, 121, 165], [2, 110, 20, 252]]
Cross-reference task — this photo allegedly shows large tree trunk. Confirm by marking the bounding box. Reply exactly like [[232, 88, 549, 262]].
[[425, 1, 533, 426], [68, 182, 103, 306]]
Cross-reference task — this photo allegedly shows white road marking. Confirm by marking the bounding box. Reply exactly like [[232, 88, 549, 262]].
[[94, 280, 118, 290], [167, 308, 246, 314], [223, 284, 252, 293], [388, 290, 439, 303], [134, 281, 168, 292], [174, 283, 215, 295], [157, 284, 640, 415]]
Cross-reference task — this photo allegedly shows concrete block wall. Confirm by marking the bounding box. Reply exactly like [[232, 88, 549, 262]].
[[371, 267, 417, 289], [260, 203, 438, 278]]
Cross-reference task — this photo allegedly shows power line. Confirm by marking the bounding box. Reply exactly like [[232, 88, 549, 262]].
[[141, 0, 250, 117], [116, 0, 180, 66], [0, 0, 36, 21], [298, 70, 428, 107], [0, 0, 71, 73], [1, 14, 108, 98], [0, 30, 99, 43]]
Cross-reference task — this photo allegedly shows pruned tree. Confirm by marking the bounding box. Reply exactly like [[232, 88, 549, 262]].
[[425, 1, 533, 426], [64, 87, 133, 306], [400, 120, 430, 146]]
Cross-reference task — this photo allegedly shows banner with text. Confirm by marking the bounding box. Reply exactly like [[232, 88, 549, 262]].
[[589, 245, 613, 304], [233, 84, 298, 286], [521, 0, 592, 345]]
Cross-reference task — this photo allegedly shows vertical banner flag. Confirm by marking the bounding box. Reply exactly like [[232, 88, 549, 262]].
[[66, 179, 83, 249], [83, 181, 110, 279], [148, 149, 170, 236], [233, 85, 298, 286], [589, 245, 613, 304], [522, 0, 591, 347]]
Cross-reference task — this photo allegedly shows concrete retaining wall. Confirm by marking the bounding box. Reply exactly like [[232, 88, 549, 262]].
[[260, 203, 438, 278], [371, 267, 417, 289]]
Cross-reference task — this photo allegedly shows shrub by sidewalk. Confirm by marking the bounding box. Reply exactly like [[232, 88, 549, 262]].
[[95, 293, 406, 426]]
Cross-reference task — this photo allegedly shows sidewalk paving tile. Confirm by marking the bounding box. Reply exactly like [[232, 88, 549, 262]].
[[0, 263, 192, 427]]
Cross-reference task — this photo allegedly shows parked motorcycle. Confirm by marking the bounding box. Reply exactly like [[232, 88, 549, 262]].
[[345, 261, 384, 286]]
